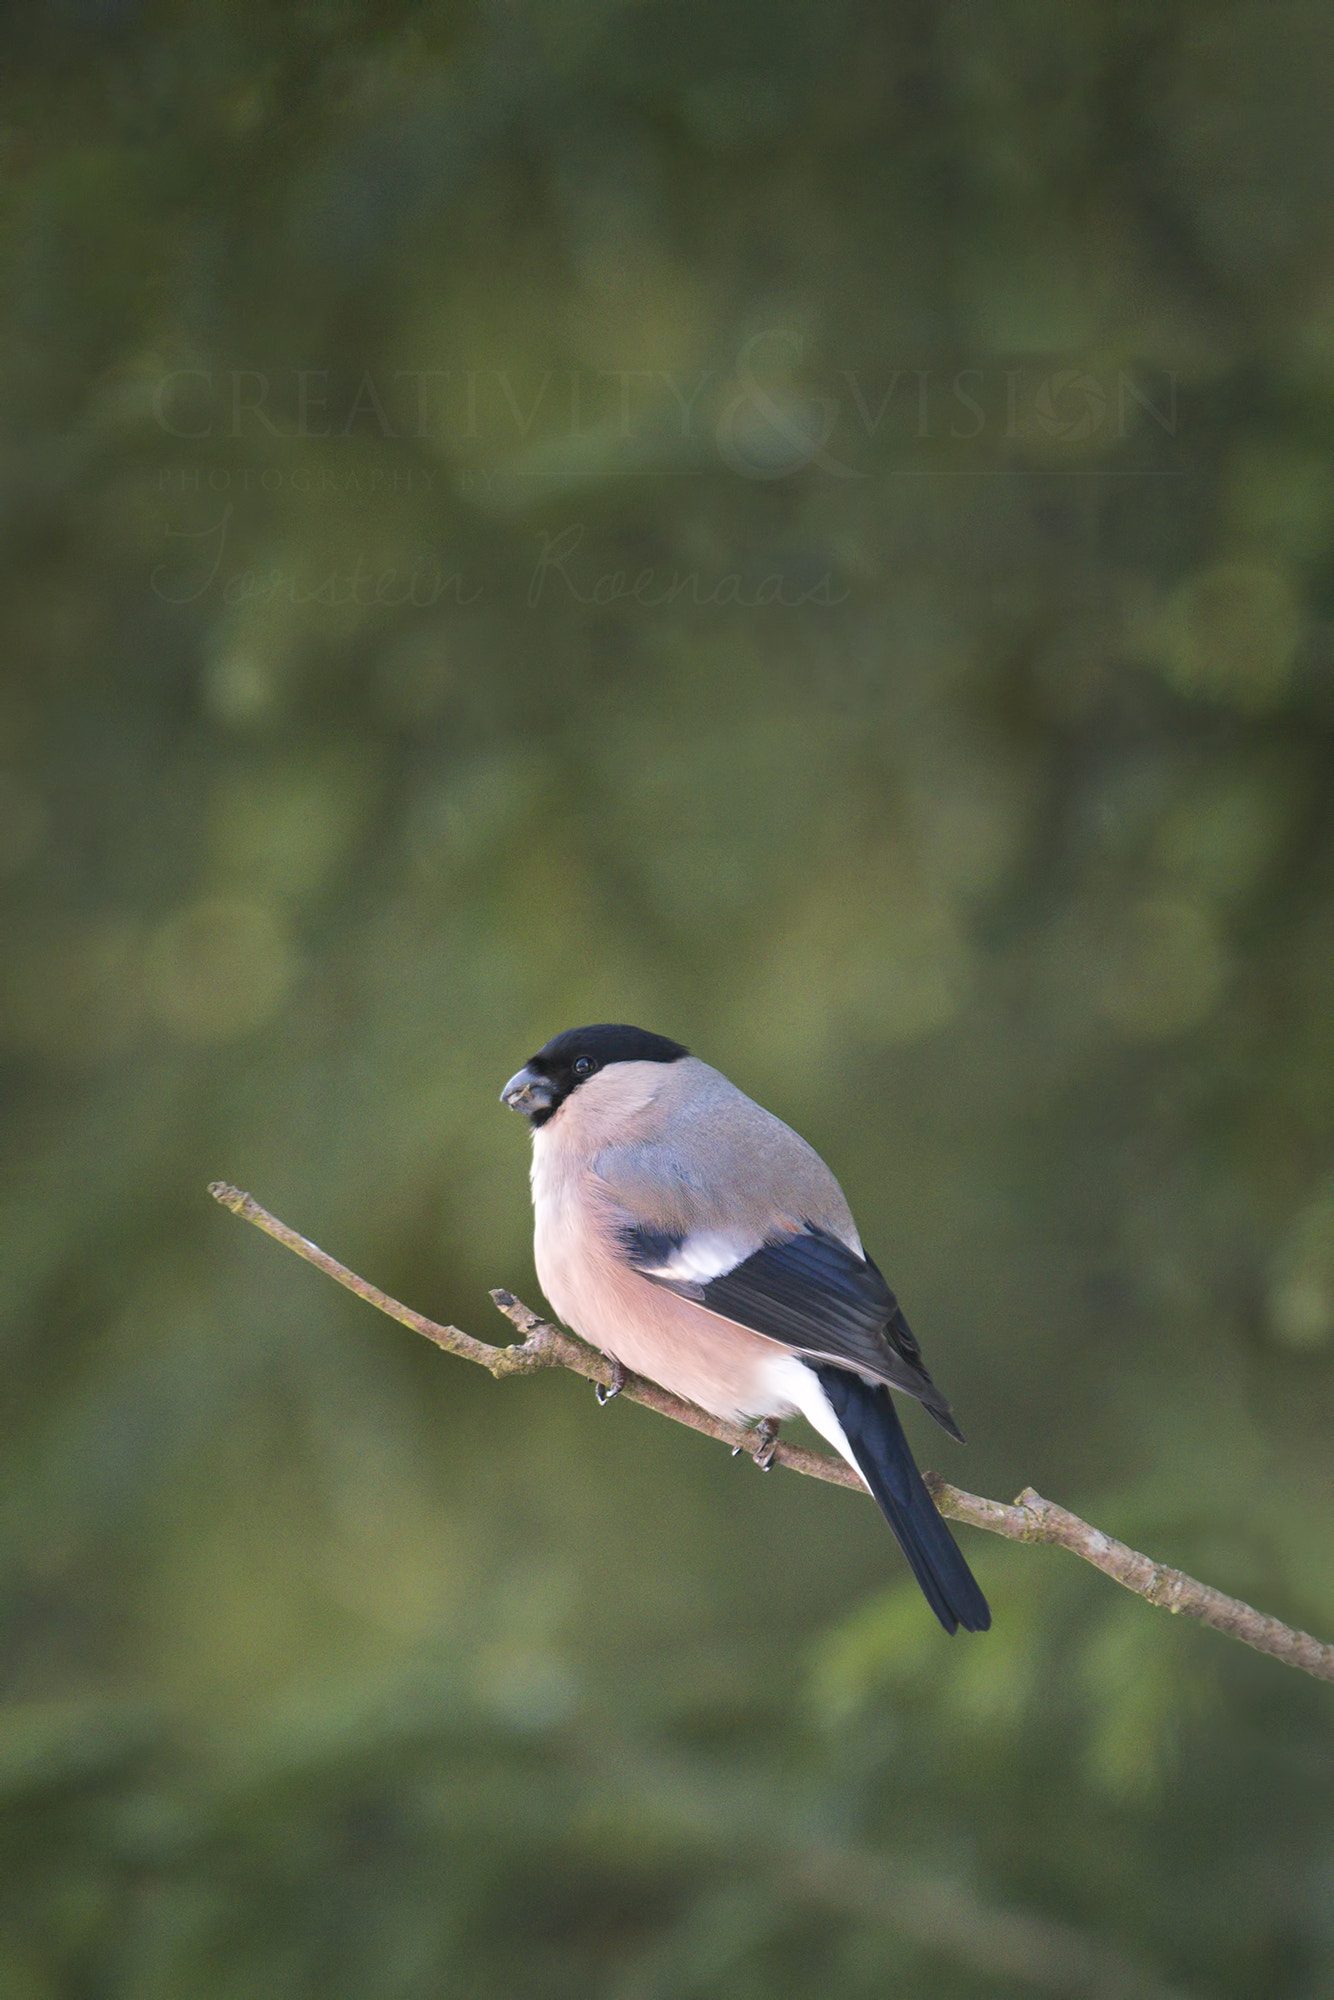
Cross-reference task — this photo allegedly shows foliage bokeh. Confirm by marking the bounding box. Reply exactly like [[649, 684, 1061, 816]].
[[3, 3, 1334, 1994]]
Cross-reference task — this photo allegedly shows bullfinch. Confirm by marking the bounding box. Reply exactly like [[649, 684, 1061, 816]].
[[501, 1024, 990, 1634]]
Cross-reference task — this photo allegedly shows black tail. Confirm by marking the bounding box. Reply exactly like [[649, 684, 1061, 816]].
[[816, 1365, 991, 1634]]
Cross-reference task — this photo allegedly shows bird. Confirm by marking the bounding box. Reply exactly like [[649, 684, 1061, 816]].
[[500, 1024, 990, 1634]]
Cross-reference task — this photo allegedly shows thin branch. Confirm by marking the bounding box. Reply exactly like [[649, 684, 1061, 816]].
[[208, 1183, 1334, 1685]]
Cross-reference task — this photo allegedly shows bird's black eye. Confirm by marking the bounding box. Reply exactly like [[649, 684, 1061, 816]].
[[572, 1055, 596, 1078]]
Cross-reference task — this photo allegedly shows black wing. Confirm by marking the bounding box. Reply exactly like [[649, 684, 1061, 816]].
[[626, 1222, 964, 1441]]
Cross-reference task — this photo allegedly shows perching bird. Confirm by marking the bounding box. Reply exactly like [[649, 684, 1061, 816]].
[[501, 1025, 989, 1634]]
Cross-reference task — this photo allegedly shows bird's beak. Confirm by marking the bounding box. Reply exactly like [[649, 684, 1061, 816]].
[[500, 1065, 556, 1116]]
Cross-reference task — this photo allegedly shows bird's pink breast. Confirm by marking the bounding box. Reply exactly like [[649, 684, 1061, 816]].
[[532, 1148, 788, 1424]]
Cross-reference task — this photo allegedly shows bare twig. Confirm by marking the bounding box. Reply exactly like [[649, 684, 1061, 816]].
[[209, 1184, 1334, 1685]]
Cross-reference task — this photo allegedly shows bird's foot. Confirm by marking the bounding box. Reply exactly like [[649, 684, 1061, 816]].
[[595, 1357, 628, 1406], [751, 1416, 780, 1470]]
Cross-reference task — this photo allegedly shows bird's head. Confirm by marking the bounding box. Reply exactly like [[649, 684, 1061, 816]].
[[500, 1023, 689, 1128]]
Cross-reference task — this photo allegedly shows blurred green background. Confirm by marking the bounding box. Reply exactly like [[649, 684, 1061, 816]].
[[3, 2, 1334, 1994]]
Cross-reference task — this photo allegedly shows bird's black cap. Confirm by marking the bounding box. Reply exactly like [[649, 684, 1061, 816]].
[[533, 1024, 689, 1071]]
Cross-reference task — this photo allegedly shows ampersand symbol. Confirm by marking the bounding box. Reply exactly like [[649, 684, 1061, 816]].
[[715, 331, 866, 479]]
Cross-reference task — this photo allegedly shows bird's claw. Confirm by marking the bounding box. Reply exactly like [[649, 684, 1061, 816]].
[[751, 1417, 779, 1471], [595, 1358, 628, 1406]]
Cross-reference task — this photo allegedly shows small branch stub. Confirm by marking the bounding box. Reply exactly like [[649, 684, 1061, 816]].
[[208, 1183, 1334, 1685]]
